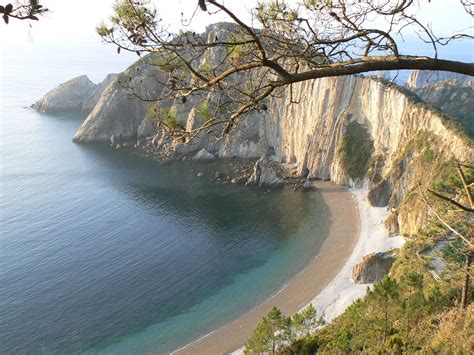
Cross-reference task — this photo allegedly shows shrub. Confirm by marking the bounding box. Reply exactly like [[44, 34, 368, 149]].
[[339, 121, 374, 179]]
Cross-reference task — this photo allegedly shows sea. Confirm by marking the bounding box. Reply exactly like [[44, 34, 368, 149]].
[[0, 42, 330, 354]]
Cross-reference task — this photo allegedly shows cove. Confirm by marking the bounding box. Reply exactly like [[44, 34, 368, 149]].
[[0, 108, 330, 354]]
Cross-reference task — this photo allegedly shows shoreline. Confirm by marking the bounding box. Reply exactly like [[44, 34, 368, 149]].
[[306, 186, 405, 323], [173, 181, 360, 354]]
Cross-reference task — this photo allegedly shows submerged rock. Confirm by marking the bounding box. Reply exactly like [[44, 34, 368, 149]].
[[193, 148, 215, 161], [352, 250, 398, 284], [231, 175, 248, 185], [301, 180, 312, 191], [246, 156, 284, 188]]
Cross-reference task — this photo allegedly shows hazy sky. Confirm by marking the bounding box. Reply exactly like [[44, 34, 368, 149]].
[[3, 0, 473, 58]]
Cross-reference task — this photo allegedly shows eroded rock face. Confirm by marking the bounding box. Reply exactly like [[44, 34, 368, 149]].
[[352, 250, 398, 284], [32, 75, 97, 113], [73, 56, 167, 142], [368, 179, 392, 207], [246, 156, 284, 188], [81, 73, 118, 113], [406, 70, 473, 89], [411, 79, 474, 137]]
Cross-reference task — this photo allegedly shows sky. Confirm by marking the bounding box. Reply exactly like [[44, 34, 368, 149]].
[[1, 0, 473, 59]]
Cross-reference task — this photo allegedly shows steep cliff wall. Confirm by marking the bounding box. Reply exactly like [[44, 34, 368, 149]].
[[262, 76, 471, 183], [145, 73, 471, 237], [258, 75, 472, 235]]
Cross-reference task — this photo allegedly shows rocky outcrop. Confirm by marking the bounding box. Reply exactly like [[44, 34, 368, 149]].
[[406, 70, 473, 89], [352, 250, 397, 284], [32, 74, 119, 114], [367, 179, 392, 207], [193, 148, 215, 161], [411, 80, 474, 137], [73, 56, 167, 142], [246, 156, 284, 188], [32, 75, 97, 113], [81, 73, 118, 113]]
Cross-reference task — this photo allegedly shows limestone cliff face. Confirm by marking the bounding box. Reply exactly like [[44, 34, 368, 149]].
[[406, 70, 473, 88], [258, 75, 472, 235], [262, 76, 472, 185], [32, 75, 97, 113], [153, 73, 470, 237]]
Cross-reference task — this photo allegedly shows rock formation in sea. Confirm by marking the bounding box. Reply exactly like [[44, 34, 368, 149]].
[[32, 74, 118, 113], [245, 156, 284, 188], [33, 23, 473, 239], [72, 56, 168, 142], [32, 75, 97, 113], [352, 250, 397, 284]]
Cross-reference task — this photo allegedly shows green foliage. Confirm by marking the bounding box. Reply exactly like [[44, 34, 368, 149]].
[[198, 62, 212, 75], [421, 148, 436, 163], [415, 85, 474, 138], [99, 0, 156, 47], [145, 104, 158, 121], [162, 107, 179, 128], [429, 303, 474, 353], [339, 121, 374, 179], [154, 54, 185, 72], [225, 32, 253, 62], [245, 305, 325, 354], [292, 304, 323, 336], [244, 306, 292, 354], [145, 105, 181, 129], [281, 335, 319, 355], [279, 163, 473, 352], [431, 165, 474, 196], [196, 101, 212, 121]]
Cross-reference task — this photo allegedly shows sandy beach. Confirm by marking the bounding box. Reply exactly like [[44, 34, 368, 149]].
[[174, 181, 360, 355]]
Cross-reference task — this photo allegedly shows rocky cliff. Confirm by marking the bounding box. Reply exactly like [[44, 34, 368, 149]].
[[32, 74, 118, 113], [406, 69, 473, 88], [73, 57, 167, 142], [32, 75, 97, 113], [33, 24, 473, 237], [81, 73, 119, 113], [409, 79, 474, 137]]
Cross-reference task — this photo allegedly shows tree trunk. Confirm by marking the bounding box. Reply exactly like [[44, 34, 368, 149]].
[[461, 253, 472, 309]]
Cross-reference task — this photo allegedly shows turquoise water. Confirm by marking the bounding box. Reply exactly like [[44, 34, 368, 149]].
[[0, 45, 330, 354]]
